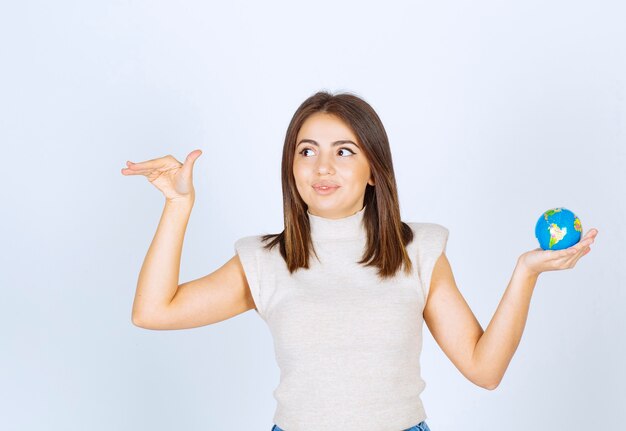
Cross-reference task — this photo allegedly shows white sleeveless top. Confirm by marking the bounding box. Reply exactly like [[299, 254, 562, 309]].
[[234, 205, 449, 431]]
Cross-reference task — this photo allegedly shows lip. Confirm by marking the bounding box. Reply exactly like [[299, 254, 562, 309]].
[[312, 182, 340, 195], [312, 181, 340, 188]]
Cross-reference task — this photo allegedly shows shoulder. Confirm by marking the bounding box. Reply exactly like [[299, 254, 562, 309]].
[[405, 222, 450, 300], [234, 234, 279, 259], [406, 222, 449, 241], [405, 222, 450, 258], [234, 234, 265, 250]]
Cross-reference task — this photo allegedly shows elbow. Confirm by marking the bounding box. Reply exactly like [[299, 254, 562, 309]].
[[132, 303, 172, 330], [471, 371, 500, 390], [131, 313, 146, 328], [482, 382, 499, 391], [131, 305, 143, 327], [131, 301, 156, 328], [131, 312, 154, 329], [469, 361, 500, 390], [476, 378, 500, 391]]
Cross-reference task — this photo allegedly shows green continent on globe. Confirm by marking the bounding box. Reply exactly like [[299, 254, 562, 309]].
[[543, 208, 563, 221], [548, 223, 567, 248], [574, 217, 582, 232]]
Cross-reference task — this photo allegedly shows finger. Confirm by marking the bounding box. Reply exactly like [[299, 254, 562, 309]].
[[556, 230, 597, 261], [124, 162, 151, 172], [550, 247, 575, 257], [126, 161, 160, 171], [121, 164, 148, 175], [126, 155, 176, 170], [121, 160, 135, 172], [125, 164, 165, 173], [128, 160, 182, 174], [552, 244, 582, 266], [562, 230, 597, 255], [563, 250, 579, 264], [580, 228, 599, 242], [181, 149, 202, 174], [564, 236, 595, 265], [569, 245, 591, 267]]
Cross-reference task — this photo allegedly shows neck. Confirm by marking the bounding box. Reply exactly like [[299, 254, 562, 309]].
[[307, 205, 367, 241]]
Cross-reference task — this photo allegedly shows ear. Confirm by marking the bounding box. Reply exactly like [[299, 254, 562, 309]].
[[368, 176, 375, 186]]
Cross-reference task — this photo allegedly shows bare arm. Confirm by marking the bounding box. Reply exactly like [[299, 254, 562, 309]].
[[131, 198, 194, 325], [423, 253, 489, 388], [130, 197, 256, 330], [424, 229, 597, 390], [124, 151, 255, 330], [470, 262, 537, 389]]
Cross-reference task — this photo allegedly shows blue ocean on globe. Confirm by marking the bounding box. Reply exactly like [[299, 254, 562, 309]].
[[535, 207, 583, 250]]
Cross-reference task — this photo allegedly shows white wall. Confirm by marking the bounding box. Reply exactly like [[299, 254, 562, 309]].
[[1, 0, 624, 429]]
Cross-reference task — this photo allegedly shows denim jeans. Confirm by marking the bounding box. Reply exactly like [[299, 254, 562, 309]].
[[271, 421, 431, 431]]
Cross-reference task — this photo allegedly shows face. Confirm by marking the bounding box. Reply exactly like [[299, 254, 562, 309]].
[[293, 112, 374, 219]]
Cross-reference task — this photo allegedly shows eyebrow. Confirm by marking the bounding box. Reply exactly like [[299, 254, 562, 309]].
[[296, 139, 359, 148]]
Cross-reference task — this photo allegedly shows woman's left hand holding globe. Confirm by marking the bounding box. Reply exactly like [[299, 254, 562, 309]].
[[518, 229, 599, 277]]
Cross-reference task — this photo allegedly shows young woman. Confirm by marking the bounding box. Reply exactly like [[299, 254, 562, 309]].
[[121, 91, 598, 431]]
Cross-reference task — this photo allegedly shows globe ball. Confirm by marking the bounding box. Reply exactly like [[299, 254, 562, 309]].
[[535, 207, 582, 251]]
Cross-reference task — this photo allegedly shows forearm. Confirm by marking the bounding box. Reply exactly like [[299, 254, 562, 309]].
[[132, 199, 194, 322], [472, 260, 539, 388]]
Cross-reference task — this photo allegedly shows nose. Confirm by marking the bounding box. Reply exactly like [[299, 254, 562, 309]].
[[315, 151, 334, 175]]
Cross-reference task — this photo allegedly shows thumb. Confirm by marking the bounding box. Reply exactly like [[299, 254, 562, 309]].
[[182, 149, 202, 175]]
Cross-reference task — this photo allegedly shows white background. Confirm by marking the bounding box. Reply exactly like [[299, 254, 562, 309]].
[[1, 1, 624, 430]]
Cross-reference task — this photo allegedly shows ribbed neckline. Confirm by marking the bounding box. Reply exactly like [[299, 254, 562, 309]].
[[307, 205, 367, 241]]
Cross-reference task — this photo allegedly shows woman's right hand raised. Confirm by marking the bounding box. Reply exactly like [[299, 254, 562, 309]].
[[121, 150, 203, 203]]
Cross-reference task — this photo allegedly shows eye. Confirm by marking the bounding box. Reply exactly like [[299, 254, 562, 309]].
[[298, 148, 314, 157], [338, 147, 355, 157], [297, 147, 356, 157]]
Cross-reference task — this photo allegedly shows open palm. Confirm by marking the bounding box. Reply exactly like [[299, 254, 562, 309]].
[[121, 150, 202, 202], [519, 228, 598, 276]]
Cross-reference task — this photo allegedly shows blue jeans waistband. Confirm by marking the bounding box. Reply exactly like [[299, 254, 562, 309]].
[[271, 420, 431, 431]]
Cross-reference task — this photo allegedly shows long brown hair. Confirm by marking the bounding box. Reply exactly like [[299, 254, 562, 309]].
[[261, 90, 414, 280]]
